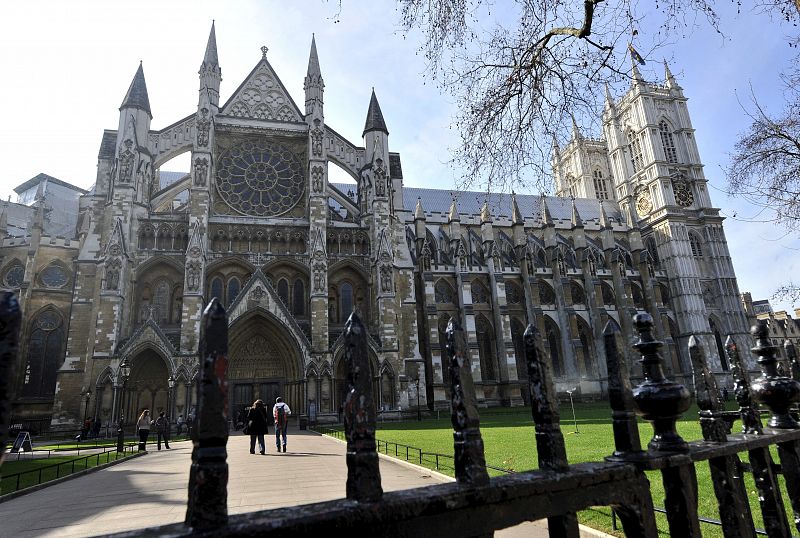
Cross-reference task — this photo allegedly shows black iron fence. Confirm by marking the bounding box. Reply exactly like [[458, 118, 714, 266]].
[[1, 292, 800, 537], [1, 442, 138, 494]]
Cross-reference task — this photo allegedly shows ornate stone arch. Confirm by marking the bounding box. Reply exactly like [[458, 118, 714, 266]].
[[19, 305, 66, 398], [543, 314, 564, 377], [0, 258, 25, 288], [135, 254, 185, 277]]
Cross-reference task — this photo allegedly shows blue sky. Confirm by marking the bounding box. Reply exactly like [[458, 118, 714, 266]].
[[1, 0, 797, 313]]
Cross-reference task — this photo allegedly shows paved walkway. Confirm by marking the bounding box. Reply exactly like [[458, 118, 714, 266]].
[[0, 430, 553, 537]]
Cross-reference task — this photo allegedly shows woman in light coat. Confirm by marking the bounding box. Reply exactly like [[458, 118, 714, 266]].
[[136, 409, 151, 452]]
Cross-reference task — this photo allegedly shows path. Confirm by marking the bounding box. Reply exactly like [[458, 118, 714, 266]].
[[0, 430, 552, 537]]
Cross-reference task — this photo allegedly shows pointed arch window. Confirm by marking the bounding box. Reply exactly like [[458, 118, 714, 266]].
[[210, 277, 223, 303], [152, 281, 170, 324], [470, 280, 489, 304], [689, 233, 703, 257], [340, 282, 354, 323], [476, 316, 497, 381], [627, 130, 644, 172], [593, 170, 610, 200], [293, 279, 305, 315], [435, 280, 455, 304], [660, 121, 678, 163], [21, 309, 65, 398], [227, 277, 241, 308], [277, 278, 290, 307], [3, 263, 24, 288]]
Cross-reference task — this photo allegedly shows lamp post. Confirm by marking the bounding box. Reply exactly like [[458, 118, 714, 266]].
[[565, 387, 579, 434], [415, 377, 421, 421], [167, 375, 175, 422], [83, 388, 92, 423], [117, 357, 131, 452]]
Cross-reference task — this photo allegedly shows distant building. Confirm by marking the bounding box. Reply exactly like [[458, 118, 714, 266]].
[[741, 292, 800, 366], [7, 24, 751, 431]]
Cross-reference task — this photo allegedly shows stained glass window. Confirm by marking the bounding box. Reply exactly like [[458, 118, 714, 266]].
[[153, 281, 170, 324], [227, 277, 241, 308], [40, 265, 68, 288], [3, 264, 24, 288], [340, 282, 353, 323], [278, 279, 289, 306], [293, 279, 305, 315], [21, 310, 64, 397], [660, 121, 678, 163], [435, 280, 455, 304], [216, 139, 305, 217], [210, 277, 223, 303]]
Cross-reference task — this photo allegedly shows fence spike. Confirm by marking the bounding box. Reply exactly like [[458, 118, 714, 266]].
[[749, 322, 800, 429], [726, 335, 763, 434], [185, 298, 229, 529], [343, 311, 383, 502], [0, 292, 21, 463], [446, 317, 489, 487], [603, 320, 644, 460], [688, 335, 728, 442], [524, 323, 580, 537], [631, 313, 691, 452]]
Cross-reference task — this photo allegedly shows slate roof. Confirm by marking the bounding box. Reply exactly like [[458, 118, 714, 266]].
[[120, 63, 152, 117], [363, 90, 388, 136], [14, 173, 87, 195], [98, 131, 117, 159]]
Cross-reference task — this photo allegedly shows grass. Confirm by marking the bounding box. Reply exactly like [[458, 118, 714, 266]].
[[35, 436, 190, 451], [325, 403, 791, 537], [1, 449, 135, 494]]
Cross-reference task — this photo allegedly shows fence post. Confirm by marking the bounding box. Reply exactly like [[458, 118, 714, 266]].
[[726, 336, 763, 434], [631, 314, 700, 537], [0, 292, 21, 462], [343, 312, 383, 502], [445, 317, 489, 487], [689, 336, 756, 537], [185, 298, 229, 529], [750, 322, 800, 429], [523, 323, 579, 537]]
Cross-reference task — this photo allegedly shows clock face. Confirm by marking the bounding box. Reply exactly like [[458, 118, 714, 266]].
[[40, 265, 68, 288], [673, 179, 694, 207], [636, 193, 653, 215]]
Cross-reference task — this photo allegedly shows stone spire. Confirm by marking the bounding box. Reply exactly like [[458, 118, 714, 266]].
[[447, 196, 460, 223], [414, 197, 425, 221], [664, 60, 680, 90], [304, 33, 325, 116], [540, 196, 553, 226], [571, 115, 582, 141], [511, 192, 524, 225], [551, 134, 560, 157], [199, 22, 222, 109], [414, 197, 426, 243], [599, 200, 611, 229], [363, 89, 388, 136], [631, 56, 644, 85], [480, 200, 492, 224], [120, 62, 152, 118], [604, 83, 615, 110], [571, 199, 583, 228]]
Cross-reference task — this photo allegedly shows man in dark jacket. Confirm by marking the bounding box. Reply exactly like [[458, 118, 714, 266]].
[[154, 412, 170, 450]]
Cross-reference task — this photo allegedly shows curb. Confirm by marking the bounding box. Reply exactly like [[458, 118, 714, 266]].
[[312, 430, 615, 538], [0, 450, 147, 504]]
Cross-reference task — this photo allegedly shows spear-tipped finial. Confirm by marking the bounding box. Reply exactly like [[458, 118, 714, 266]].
[[511, 192, 524, 225], [448, 196, 460, 223], [261, 45, 269, 59], [480, 200, 492, 224]]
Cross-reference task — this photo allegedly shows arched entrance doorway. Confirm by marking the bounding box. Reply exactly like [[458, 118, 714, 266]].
[[228, 312, 305, 418], [121, 348, 170, 422], [332, 348, 379, 414]]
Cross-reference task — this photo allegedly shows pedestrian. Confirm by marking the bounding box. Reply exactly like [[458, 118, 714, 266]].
[[92, 418, 101, 439], [154, 411, 171, 450], [136, 409, 151, 452], [245, 399, 269, 455], [273, 397, 291, 453], [176, 415, 184, 436]]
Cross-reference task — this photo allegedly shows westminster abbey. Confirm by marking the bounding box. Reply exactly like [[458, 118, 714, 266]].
[[6, 24, 750, 430]]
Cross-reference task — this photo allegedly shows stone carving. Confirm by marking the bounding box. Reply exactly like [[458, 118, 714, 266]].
[[194, 157, 209, 186], [250, 286, 266, 302], [313, 262, 327, 292], [311, 165, 324, 193], [196, 108, 210, 147], [380, 264, 393, 293], [186, 261, 201, 291], [118, 140, 135, 183], [105, 258, 121, 291], [311, 120, 323, 157], [374, 158, 386, 197]]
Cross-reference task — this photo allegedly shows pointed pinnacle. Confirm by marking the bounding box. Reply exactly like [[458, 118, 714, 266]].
[[414, 197, 425, 220], [604, 83, 614, 108], [203, 21, 219, 67], [480, 200, 492, 224], [540, 196, 553, 226], [664, 59, 679, 89], [307, 34, 321, 77], [448, 197, 460, 223], [631, 57, 644, 84], [120, 63, 152, 118], [571, 199, 583, 228], [363, 89, 388, 136], [599, 200, 611, 228], [571, 115, 582, 140], [511, 193, 524, 225]]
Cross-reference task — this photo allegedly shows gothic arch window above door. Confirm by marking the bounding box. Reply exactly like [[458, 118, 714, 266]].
[[340, 282, 354, 323], [21, 308, 65, 398], [293, 279, 305, 316], [277, 278, 289, 306], [227, 277, 241, 308], [210, 277, 224, 304]]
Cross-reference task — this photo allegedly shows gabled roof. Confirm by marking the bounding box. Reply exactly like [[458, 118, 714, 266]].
[[14, 173, 87, 195], [220, 54, 304, 122], [363, 89, 388, 136]]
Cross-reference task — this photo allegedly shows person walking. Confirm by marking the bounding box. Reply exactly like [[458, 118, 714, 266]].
[[154, 411, 171, 450], [273, 397, 291, 453], [245, 399, 269, 455], [136, 409, 151, 452]]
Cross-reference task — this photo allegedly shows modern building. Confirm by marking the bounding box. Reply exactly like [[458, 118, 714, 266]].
[[7, 25, 751, 431]]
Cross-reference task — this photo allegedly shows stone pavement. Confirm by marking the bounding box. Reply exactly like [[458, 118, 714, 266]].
[[0, 430, 556, 537]]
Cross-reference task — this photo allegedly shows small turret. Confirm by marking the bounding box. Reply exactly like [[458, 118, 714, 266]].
[[540, 196, 553, 227], [120, 62, 152, 118], [304, 34, 324, 116], [448, 197, 460, 223], [604, 83, 615, 111], [448, 196, 461, 243], [572, 199, 586, 250], [599, 201, 615, 250], [571, 199, 583, 229], [664, 60, 681, 91], [540, 196, 556, 248], [631, 56, 645, 86], [414, 197, 426, 241], [480, 200, 492, 224], [363, 89, 388, 137], [552, 134, 561, 157], [511, 193, 525, 247], [199, 21, 222, 109], [117, 63, 152, 148], [571, 115, 582, 142]]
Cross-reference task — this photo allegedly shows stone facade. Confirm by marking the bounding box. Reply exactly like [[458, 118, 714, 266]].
[[7, 27, 751, 430]]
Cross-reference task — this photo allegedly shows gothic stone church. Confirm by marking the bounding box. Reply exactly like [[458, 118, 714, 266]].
[[8, 24, 750, 430]]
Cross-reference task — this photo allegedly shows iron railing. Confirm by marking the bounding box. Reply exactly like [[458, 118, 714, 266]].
[[1, 292, 799, 537]]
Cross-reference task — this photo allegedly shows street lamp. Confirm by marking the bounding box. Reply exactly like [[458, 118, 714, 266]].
[[117, 357, 131, 452], [167, 375, 176, 422], [83, 388, 92, 423], [415, 377, 421, 422], [565, 387, 579, 435]]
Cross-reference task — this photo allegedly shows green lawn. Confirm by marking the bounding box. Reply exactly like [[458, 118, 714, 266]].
[[326, 403, 789, 537], [35, 436, 190, 451], [1, 450, 134, 494]]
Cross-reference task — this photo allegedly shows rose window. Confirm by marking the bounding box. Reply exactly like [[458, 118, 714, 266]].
[[216, 140, 305, 217]]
